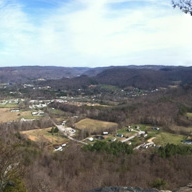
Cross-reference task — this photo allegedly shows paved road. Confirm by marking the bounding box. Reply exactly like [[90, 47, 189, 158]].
[[121, 133, 137, 143], [68, 136, 88, 145]]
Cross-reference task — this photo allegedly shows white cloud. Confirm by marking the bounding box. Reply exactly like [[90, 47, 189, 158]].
[[0, 0, 192, 67]]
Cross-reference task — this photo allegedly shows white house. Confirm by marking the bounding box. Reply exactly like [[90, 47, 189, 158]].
[[88, 137, 94, 142], [54, 146, 63, 152]]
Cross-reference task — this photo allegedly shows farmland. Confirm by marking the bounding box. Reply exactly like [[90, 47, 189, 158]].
[[153, 132, 186, 146], [0, 108, 33, 123], [75, 118, 118, 133]]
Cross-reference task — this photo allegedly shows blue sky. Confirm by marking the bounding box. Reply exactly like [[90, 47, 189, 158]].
[[0, 0, 192, 67]]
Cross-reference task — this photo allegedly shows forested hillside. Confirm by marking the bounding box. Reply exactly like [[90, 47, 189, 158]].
[[0, 66, 89, 83], [38, 66, 192, 90]]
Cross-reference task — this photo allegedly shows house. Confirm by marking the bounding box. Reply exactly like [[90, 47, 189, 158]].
[[144, 134, 148, 138], [32, 112, 38, 116], [110, 138, 117, 142], [138, 131, 145, 135], [117, 134, 124, 138], [71, 129, 76, 133], [62, 121, 66, 126], [32, 111, 44, 116], [152, 127, 160, 131], [38, 111, 45, 116], [182, 140, 192, 144], [54, 146, 63, 152], [11, 109, 20, 112], [103, 132, 109, 135], [95, 136, 104, 140], [88, 137, 94, 142], [20, 118, 35, 122]]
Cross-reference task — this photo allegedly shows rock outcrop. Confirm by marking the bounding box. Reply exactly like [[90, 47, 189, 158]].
[[86, 183, 192, 192], [173, 183, 192, 192], [86, 187, 160, 192]]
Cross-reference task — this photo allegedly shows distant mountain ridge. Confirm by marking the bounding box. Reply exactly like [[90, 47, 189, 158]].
[[83, 65, 176, 77], [0, 66, 89, 83], [38, 66, 192, 90], [0, 65, 192, 90], [0, 65, 181, 83]]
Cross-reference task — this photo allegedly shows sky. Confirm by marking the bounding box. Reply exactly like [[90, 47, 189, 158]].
[[0, 0, 192, 67]]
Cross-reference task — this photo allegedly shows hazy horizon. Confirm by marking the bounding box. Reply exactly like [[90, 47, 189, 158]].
[[0, 64, 192, 69], [0, 0, 192, 67]]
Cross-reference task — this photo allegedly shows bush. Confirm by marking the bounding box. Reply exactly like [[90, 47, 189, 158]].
[[4, 177, 27, 192], [50, 127, 59, 135], [150, 178, 167, 189]]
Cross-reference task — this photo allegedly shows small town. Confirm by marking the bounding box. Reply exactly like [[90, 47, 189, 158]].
[[1, 0, 192, 191]]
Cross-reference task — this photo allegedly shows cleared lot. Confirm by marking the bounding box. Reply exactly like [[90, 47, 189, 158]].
[[20, 127, 67, 145]]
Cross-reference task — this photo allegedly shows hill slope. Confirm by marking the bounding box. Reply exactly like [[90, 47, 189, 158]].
[[38, 66, 192, 90], [0, 66, 89, 83]]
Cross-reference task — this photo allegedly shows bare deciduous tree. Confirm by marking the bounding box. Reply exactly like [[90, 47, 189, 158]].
[[0, 144, 26, 192], [172, 0, 192, 15]]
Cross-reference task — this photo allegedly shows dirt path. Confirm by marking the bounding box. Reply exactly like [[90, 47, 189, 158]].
[[147, 137, 155, 143]]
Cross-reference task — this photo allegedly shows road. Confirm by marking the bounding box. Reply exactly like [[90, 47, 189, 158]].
[[121, 133, 137, 143], [68, 136, 88, 145], [50, 117, 88, 145]]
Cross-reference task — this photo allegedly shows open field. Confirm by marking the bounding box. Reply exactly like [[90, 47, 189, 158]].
[[66, 101, 111, 108], [117, 127, 135, 137], [0, 108, 33, 123], [75, 118, 118, 133], [153, 132, 185, 146], [186, 113, 192, 117], [20, 127, 68, 145], [0, 103, 19, 108]]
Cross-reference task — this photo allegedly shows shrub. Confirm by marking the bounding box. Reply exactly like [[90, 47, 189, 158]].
[[84, 141, 133, 155], [150, 178, 168, 189], [157, 143, 192, 158]]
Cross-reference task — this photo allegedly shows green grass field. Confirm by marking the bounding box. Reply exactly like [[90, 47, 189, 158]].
[[0, 103, 19, 108], [153, 132, 185, 146], [186, 113, 192, 117]]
